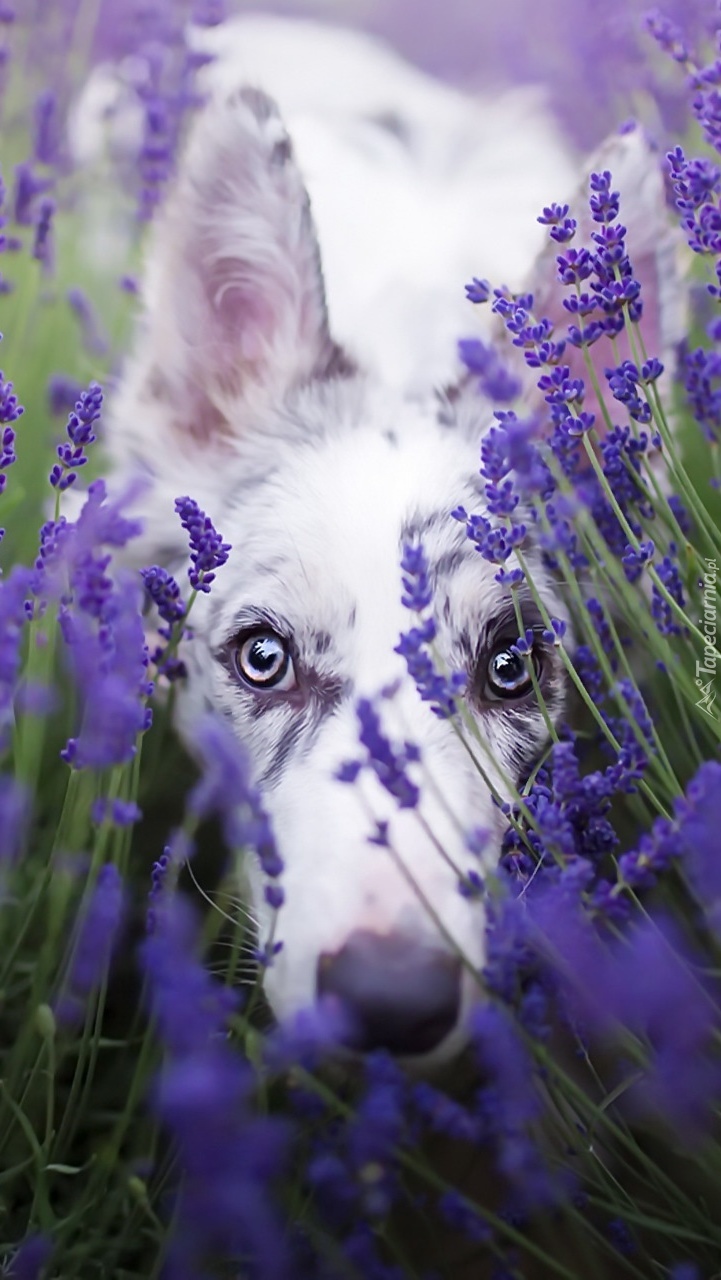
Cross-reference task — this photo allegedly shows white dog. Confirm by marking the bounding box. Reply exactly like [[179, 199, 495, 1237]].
[[100, 16, 682, 1062]]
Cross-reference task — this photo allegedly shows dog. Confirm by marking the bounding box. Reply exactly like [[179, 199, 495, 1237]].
[[100, 15, 684, 1067]]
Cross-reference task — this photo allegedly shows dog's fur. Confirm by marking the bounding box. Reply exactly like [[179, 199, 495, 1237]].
[[103, 16, 684, 1062]]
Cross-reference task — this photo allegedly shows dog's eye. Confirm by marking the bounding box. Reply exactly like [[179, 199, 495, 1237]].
[[233, 630, 296, 691], [483, 641, 539, 701]]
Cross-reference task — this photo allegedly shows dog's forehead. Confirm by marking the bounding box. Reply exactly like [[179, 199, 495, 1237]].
[[209, 391, 487, 642]]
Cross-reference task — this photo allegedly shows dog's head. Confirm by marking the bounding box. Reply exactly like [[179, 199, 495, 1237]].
[[109, 88, 683, 1063]]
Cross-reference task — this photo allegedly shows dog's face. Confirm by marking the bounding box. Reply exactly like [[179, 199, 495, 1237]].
[[178, 386, 567, 1054], [110, 87, 679, 1062]]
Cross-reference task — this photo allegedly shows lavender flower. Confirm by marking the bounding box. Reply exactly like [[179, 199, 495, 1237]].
[[0, 371, 21, 504], [471, 1002, 560, 1210], [7, 1234, 52, 1280], [61, 570, 152, 768], [465, 276, 490, 303], [674, 761, 721, 931], [0, 565, 33, 747], [174, 495, 231, 592], [141, 897, 289, 1280], [32, 88, 59, 165], [31, 195, 54, 270], [91, 798, 142, 827], [341, 697, 420, 810], [12, 160, 52, 226], [47, 373, 82, 417], [54, 864, 126, 1027], [49, 382, 103, 491], [146, 848, 171, 935], [141, 565, 186, 626], [141, 564, 188, 680], [59, 511, 152, 768], [458, 336, 522, 403], [395, 541, 466, 717], [190, 713, 285, 888], [66, 287, 109, 357]]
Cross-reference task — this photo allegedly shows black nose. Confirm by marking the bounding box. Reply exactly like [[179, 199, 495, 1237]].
[[317, 929, 462, 1056]]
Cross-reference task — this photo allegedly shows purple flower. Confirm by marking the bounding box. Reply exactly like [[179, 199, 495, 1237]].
[[55, 864, 126, 1027], [49, 382, 103, 491], [32, 88, 60, 165], [348, 697, 421, 810], [458, 337, 522, 403], [192, 0, 228, 24], [66, 287, 109, 357], [464, 276, 490, 303], [91, 798, 142, 827], [190, 713, 285, 885], [12, 160, 52, 226], [0, 565, 33, 747], [471, 1003, 560, 1209], [141, 564, 188, 680], [438, 1189, 492, 1243], [47, 373, 83, 417], [141, 565, 186, 626], [675, 761, 721, 931], [607, 1218, 637, 1257], [0, 367, 21, 504], [645, 9, 693, 64], [538, 201, 577, 243], [0, 369, 23, 423], [174, 495, 231, 592], [141, 897, 289, 1279], [682, 345, 721, 442], [399, 541, 432, 611], [61, 569, 151, 770], [7, 1234, 52, 1280], [146, 848, 172, 935], [396, 540, 466, 717], [412, 1081, 484, 1143], [651, 553, 686, 636], [31, 195, 54, 270], [542, 617, 567, 645], [588, 169, 621, 224]]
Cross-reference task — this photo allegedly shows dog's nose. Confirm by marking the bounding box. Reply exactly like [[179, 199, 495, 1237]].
[[317, 930, 462, 1055]]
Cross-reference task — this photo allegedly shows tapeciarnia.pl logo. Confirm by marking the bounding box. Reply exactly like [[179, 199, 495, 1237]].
[[696, 557, 718, 719]]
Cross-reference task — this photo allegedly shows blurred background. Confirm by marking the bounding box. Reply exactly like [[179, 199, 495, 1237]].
[[62, 0, 715, 150]]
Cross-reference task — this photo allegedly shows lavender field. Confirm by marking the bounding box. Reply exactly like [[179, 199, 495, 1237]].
[[2, 3, 721, 1279]]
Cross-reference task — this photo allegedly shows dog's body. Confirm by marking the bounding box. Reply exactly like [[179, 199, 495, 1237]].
[[102, 16, 681, 1067]]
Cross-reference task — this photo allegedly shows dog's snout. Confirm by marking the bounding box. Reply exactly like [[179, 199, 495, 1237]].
[[317, 930, 461, 1056]]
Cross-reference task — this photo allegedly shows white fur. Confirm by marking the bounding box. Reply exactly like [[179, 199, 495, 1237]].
[[98, 17, 683, 1060]]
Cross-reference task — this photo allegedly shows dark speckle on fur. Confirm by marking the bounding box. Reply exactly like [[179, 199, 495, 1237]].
[[258, 674, 350, 788], [271, 136, 293, 166], [145, 367, 171, 403], [400, 509, 447, 544], [431, 546, 474, 581], [367, 110, 413, 148]]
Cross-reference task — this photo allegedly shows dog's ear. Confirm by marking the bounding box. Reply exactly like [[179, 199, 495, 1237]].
[[121, 88, 348, 451]]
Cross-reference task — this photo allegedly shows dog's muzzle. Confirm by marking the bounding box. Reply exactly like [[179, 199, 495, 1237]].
[[317, 929, 462, 1056]]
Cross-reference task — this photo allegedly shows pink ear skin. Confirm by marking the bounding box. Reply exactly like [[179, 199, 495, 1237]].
[[137, 87, 350, 449]]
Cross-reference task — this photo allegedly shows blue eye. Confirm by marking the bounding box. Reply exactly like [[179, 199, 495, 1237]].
[[234, 630, 295, 690], [485, 643, 536, 700]]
